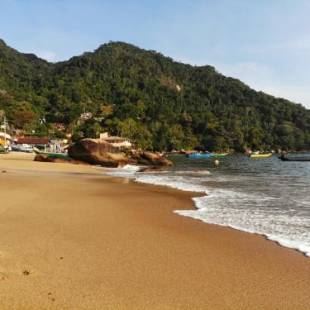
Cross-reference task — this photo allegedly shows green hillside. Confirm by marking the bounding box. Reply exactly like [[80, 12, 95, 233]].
[[0, 40, 309, 151]]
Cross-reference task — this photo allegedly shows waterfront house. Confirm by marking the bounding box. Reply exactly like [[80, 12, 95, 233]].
[[99, 132, 132, 150], [15, 137, 50, 151], [0, 131, 12, 149]]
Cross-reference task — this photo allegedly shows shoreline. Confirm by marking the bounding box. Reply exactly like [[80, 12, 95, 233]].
[[103, 162, 310, 258], [1, 153, 310, 259], [0, 153, 310, 309]]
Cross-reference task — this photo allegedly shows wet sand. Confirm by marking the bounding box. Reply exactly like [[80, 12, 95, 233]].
[[0, 152, 309, 309]]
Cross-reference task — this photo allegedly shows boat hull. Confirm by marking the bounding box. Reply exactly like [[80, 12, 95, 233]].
[[34, 149, 69, 159], [187, 153, 213, 159], [250, 153, 272, 159], [212, 153, 229, 158], [279, 156, 310, 162]]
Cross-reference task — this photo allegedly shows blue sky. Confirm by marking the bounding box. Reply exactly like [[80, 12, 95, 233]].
[[1, 0, 310, 108]]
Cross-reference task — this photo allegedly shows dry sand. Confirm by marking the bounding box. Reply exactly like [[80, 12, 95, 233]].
[[0, 152, 309, 309]]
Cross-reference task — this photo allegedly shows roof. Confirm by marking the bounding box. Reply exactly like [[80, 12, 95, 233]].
[[102, 136, 130, 142], [0, 132, 12, 140], [16, 137, 50, 145]]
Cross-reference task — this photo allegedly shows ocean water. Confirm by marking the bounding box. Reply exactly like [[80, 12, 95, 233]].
[[103, 154, 310, 257]]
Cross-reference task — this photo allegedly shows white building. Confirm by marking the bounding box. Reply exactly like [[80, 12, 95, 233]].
[[0, 131, 12, 148], [99, 132, 132, 149]]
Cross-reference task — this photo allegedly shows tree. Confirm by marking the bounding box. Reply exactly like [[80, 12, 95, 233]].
[[0, 39, 309, 151]]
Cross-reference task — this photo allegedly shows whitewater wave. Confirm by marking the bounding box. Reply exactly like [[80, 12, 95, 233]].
[[176, 190, 310, 257], [136, 174, 207, 192], [101, 164, 310, 257], [102, 164, 142, 178]]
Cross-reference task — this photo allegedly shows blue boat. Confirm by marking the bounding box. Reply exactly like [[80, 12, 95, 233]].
[[186, 152, 214, 159]]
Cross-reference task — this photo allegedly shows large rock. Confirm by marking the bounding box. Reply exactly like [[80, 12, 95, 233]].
[[68, 139, 128, 167], [68, 139, 172, 168], [34, 154, 89, 165], [136, 151, 173, 166]]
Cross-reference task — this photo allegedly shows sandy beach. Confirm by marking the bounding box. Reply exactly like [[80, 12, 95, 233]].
[[0, 153, 309, 309]]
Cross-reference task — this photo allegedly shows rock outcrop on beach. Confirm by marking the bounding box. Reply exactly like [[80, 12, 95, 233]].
[[131, 150, 173, 167], [34, 154, 89, 165], [67, 139, 172, 168], [68, 139, 126, 167]]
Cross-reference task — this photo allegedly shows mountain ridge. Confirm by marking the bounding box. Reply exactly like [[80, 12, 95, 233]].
[[0, 39, 309, 151], [0, 38, 306, 104]]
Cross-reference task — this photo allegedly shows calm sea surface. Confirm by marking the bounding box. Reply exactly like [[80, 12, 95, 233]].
[[105, 154, 310, 256]]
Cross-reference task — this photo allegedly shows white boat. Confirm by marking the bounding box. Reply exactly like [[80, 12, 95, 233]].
[[11, 144, 33, 153]]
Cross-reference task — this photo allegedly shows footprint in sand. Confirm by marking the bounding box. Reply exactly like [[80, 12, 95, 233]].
[[22, 269, 31, 276], [48, 292, 56, 302]]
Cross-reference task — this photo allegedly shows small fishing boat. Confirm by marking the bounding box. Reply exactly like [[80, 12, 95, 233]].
[[33, 148, 69, 160], [250, 153, 273, 159], [11, 144, 33, 153], [279, 154, 310, 162], [186, 152, 214, 159], [212, 153, 229, 158]]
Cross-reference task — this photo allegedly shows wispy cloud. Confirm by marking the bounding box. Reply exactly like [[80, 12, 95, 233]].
[[215, 62, 274, 83], [248, 36, 310, 55], [276, 37, 310, 51], [214, 61, 310, 108], [1, 0, 309, 108], [260, 85, 310, 108], [33, 50, 57, 62], [165, 56, 310, 108]]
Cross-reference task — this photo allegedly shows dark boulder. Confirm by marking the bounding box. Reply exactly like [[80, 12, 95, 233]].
[[34, 154, 89, 165], [143, 151, 172, 166], [68, 139, 126, 167], [67, 139, 173, 168], [34, 154, 53, 163], [134, 151, 173, 166]]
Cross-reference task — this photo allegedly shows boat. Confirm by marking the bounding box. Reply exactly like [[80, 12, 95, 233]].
[[250, 153, 273, 159], [186, 152, 229, 159], [212, 153, 229, 158], [33, 148, 69, 160], [186, 152, 214, 159], [11, 144, 33, 153], [279, 154, 310, 162]]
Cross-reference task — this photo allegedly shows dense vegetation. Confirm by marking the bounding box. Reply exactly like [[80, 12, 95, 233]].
[[0, 39, 309, 151]]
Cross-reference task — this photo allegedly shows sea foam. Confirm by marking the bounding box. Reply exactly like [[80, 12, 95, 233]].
[[101, 163, 310, 257]]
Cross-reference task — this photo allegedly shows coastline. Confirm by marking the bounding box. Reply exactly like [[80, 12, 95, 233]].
[[0, 153, 309, 309]]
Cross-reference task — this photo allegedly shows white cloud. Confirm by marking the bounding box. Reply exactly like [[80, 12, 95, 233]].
[[33, 50, 57, 62], [172, 57, 310, 108], [277, 37, 310, 51], [251, 36, 310, 55], [215, 62, 274, 84], [214, 61, 310, 109], [259, 85, 310, 108]]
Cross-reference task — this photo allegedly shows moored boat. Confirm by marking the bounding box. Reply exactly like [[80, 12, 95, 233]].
[[11, 144, 33, 153], [187, 152, 229, 159], [279, 154, 310, 162], [33, 148, 69, 159], [186, 152, 213, 159], [250, 153, 273, 159], [212, 153, 229, 158]]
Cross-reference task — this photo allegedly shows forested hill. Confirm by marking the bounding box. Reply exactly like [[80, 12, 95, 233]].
[[0, 39, 309, 151]]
